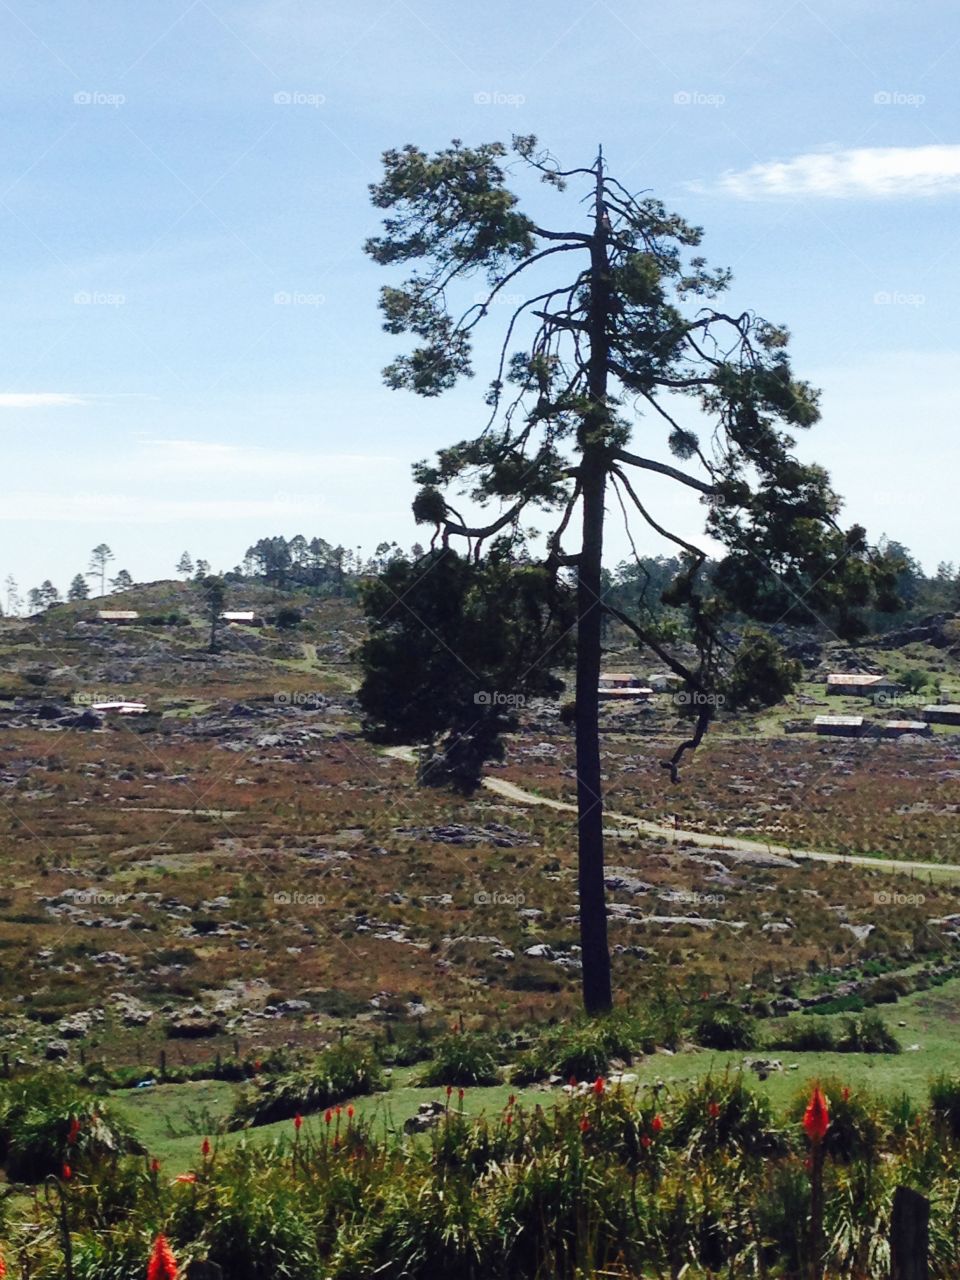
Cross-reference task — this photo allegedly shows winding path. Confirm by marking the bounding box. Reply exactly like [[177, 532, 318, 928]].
[[384, 746, 960, 882]]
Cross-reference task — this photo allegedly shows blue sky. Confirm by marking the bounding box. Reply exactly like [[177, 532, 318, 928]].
[[2, 0, 958, 600]]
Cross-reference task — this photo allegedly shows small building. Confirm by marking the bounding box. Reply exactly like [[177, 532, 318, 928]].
[[923, 704, 960, 726], [598, 672, 653, 701], [826, 673, 903, 699], [814, 714, 865, 738], [647, 671, 684, 693], [221, 610, 262, 626], [881, 720, 931, 739], [96, 610, 139, 623], [91, 700, 149, 716]]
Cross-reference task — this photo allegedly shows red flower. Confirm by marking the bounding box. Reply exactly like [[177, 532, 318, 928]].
[[67, 1116, 81, 1145], [335, 1105, 342, 1117], [347, 1105, 354, 1120], [61, 1163, 71, 1180], [579, 1117, 590, 1133], [508, 1094, 516, 1107], [458, 1088, 465, 1102], [708, 1101, 721, 1120], [324, 1109, 333, 1125], [174, 1172, 197, 1184], [147, 1232, 178, 1280], [593, 1077, 605, 1096], [446, 1085, 453, 1098], [201, 1138, 211, 1158], [253, 1060, 262, 1072], [505, 1113, 513, 1126], [0, 1252, 6, 1277], [651, 1114, 664, 1133], [803, 1086, 830, 1143], [151, 1157, 161, 1174], [294, 1113, 303, 1131], [640, 1134, 651, 1149], [842, 1087, 850, 1102]]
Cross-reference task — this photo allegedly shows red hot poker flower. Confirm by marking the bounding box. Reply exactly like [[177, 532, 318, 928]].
[[151, 1158, 161, 1174], [61, 1163, 72, 1180], [147, 1232, 178, 1280], [294, 1113, 303, 1132], [651, 1114, 664, 1133], [708, 1101, 721, 1120], [640, 1134, 651, 1149], [324, 1109, 333, 1125], [347, 1105, 355, 1119], [67, 1117, 81, 1145], [201, 1138, 211, 1158], [0, 1251, 7, 1277], [803, 1086, 830, 1143]]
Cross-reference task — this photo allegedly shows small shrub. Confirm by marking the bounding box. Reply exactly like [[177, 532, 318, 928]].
[[767, 1018, 836, 1052], [418, 1033, 500, 1087], [835, 1012, 900, 1055], [231, 1043, 384, 1128], [692, 1002, 757, 1051], [929, 1074, 960, 1141], [0, 1072, 140, 1182]]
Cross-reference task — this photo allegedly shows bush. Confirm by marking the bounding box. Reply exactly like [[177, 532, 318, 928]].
[[509, 1013, 647, 1085], [275, 607, 303, 630], [835, 1012, 901, 1054], [692, 1002, 757, 1051], [231, 1043, 384, 1128], [418, 1033, 501, 1087], [929, 1074, 960, 1141], [0, 1072, 140, 1182], [767, 1018, 836, 1052]]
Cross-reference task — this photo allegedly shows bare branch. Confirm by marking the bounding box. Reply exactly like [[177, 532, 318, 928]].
[[613, 448, 716, 496]]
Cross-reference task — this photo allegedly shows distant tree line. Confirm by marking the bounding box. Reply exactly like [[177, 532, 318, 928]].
[[3, 534, 954, 622]]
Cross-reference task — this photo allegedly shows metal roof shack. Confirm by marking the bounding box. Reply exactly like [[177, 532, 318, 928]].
[[814, 714, 865, 737], [95, 610, 139, 623], [221, 610, 262, 625], [647, 671, 684, 693], [881, 720, 931, 738], [598, 673, 653, 701], [91, 701, 149, 716], [826, 673, 903, 698], [923, 704, 960, 726]]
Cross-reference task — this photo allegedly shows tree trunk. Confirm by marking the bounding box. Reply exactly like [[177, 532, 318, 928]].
[[575, 149, 613, 1015], [890, 1185, 929, 1280]]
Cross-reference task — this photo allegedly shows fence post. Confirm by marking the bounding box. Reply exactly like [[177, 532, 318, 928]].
[[891, 1185, 929, 1280]]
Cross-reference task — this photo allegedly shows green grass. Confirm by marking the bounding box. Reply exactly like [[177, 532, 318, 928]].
[[111, 975, 960, 1168]]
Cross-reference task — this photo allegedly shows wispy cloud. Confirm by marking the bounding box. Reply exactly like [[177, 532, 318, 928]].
[[0, 393, 87, 408], [138, 438, 397, 477], [708, 145, 960, 199]]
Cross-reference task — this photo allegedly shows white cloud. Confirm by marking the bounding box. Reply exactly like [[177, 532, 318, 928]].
[[137, 438, 397, 478], [710, 145, 960, 200], [0, 392, 87, 408], [0, 492, 330, 523]]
